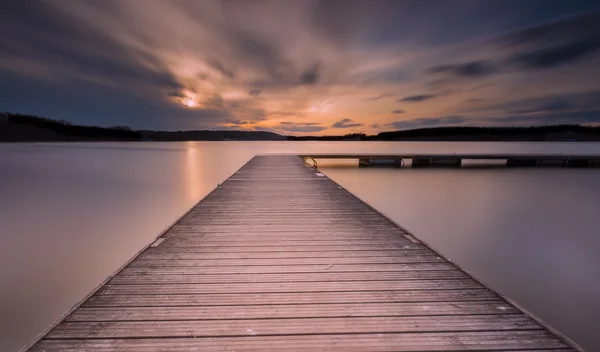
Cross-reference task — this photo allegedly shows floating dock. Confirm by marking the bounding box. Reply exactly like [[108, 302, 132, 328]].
[[26, 155, 580, 351], [299, 153, 600, 168]]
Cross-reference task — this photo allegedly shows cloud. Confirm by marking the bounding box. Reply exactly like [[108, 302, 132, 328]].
[[388, 116, 469, 130], [332, 118, 363, 128], [510, 100, 573, 114], [508, 38, 600, 69], [478, 89, 600, 116], [209, 60, 235, 79], [399, 94, 437, 103], [366, 94, 391, 101], [392, 109, 405, 114], [484, 110, 600, 126], [498, 11, 600, 48], [298, 63, 321, 85], [425, 11, 600, 87], [428, 60, 495, 78], [275, 121, 327, 133], [225, 119, 250, 125], [370, 123, 381, 129], [1, 1, 599, 131], [168, 91, 185, 98], [278, 121, 321, 126]]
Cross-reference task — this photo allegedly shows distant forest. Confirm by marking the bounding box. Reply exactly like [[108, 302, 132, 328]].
[[2, 112, 600, 142]]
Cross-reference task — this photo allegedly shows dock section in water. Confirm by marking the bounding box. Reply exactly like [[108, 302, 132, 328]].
[[299, 153, 600, 168], [27, 155, 579, 351]]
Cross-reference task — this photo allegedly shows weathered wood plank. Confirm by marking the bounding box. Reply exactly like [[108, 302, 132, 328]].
[[137, 249, 435, 260], [97, 279, 484, 295], [48, 314, 540, 339], [118, 262, 456, 274], [67, 301, 515, 321], [130, 255, 445, 267], [145, 243, 426, 252], [110, 270, 468, 284], [84, 289, 499, 307], [30, 331, 570, 351]]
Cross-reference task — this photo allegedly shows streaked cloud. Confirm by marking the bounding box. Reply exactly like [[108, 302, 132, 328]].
[[332, 118, 364, 128], [0, 1, 599, 133], [399, 94, 437, 103]]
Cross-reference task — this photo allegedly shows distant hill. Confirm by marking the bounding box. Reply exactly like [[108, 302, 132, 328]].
[[0, 113, 142, 141], [140, 129, 284, 141], [0, 113, 283, 141], [2, 112, 600, 142], [288, 126, 600, 141]]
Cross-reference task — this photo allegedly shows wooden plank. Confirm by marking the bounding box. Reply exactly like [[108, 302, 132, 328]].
[[84, 289, 500, 307], [48, 314, 541, 339], [97, 279, 484, 295], [145, 243, 426, 252], [110, 270, 468, 284], [136, 249, 435, 260], [129, 255, 445, 267], [159, 238, 416, 247], [67, 301, 516, 321], [118, 262, 456, 274], [30, 331, 570, 351]]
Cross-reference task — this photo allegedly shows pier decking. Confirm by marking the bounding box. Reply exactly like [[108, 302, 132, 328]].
[[27, 155, 578, 351]]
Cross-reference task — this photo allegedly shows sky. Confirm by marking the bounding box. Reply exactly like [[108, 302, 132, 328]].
[[1, 0, 600, 135]]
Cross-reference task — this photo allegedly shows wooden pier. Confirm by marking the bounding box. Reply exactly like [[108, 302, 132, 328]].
[[299, 153, 600, 168], [26, 155, 579, 351]]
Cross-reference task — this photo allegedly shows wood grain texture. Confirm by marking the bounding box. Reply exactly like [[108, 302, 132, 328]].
[[27, 155, 574, 351]]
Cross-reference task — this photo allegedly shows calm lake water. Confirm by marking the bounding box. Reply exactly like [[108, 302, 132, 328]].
[[1, 141, 599, 351]]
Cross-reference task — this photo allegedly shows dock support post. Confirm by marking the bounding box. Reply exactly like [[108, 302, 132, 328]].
[[412, 158, 431, 168], [566, 159, 590, 168], [431, 159, 462, 168], [506, 159, 538, 167]]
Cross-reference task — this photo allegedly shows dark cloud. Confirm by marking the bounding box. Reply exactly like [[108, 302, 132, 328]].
[[428, 60, 496, 78], [209, 60, 235, 79], [479, 110, 600, 127], [479, 89, 600, 116], [202, 95, 225, 110], [298, 63, 321, 85], [248, 89, 262, 96], [510, 100, 573, 114], [427, 11, 600, 84], [353, 68, 410, 85], [225, 119, 252, 126], [0, 2, 182, 93], [370, 123, 382, 128], [275, 121, 327, 133], [269, 111, 298, 117], [332, 118, 363, 128], [399, 94, 437, 103], [224, 26, 293, 85], [168, 91, 185, 98], [366, 94, 391, 101], [509, 38, 600, 69], [499, 11, 600, 48], [279, 121, 321, 126], [392, 109, 405, 114], [389, 116, 469, 130]]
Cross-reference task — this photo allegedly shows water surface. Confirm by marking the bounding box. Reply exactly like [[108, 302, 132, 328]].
[[1, 141, 599, 351]]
